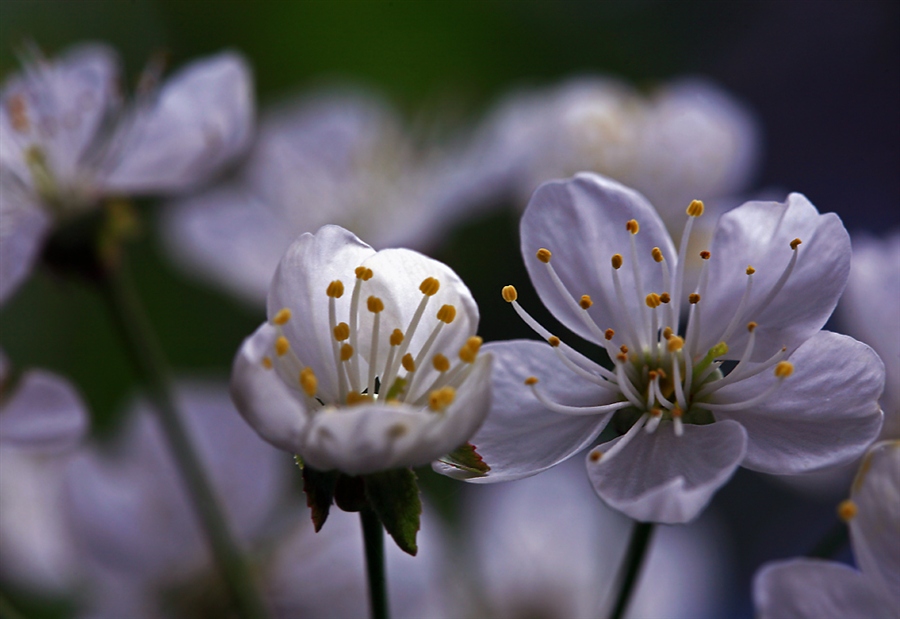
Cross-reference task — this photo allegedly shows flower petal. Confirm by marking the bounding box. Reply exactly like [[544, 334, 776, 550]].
[[700, 193, 851, 360], [586, 419, 747, 523], [754, 559, 891, 619], [103, 52, 253, 194], [521, 173, 676, 347], [711, 331, 884, 474], [447, 340, 617, 484], [0, 370, 88, 451], [0, 179, 50, 305]]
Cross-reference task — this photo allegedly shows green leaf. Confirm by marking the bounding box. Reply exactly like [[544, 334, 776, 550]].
[[437, 442, 491, 478], [364, 468, 421, 556], [299, 460, 339, 532]]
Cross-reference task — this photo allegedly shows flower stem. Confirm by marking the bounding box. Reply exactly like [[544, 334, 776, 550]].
[[609, 521, 655, 619], [807, 520, 849, 559], [100, 257, 269, 619], [360, 507, 390, 619]]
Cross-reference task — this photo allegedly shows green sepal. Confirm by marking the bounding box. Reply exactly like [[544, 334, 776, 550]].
[[437, 442, 491, 478], [364, 468, 422, 556], [297, 457, 339, 532]]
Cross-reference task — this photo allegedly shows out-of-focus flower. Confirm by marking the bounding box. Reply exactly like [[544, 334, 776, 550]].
[[164, 90, 475, 305], [449, 173, 883, 524], [0, 43, 254, 302], [231, 225, 492, 476], [753, 440, 900, 619]]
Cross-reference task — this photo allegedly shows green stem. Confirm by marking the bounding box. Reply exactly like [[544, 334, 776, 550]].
[[360, 508, 390, 619], [609, 521, 655, 619], [0, 594, 28, 619], [100, 257, 268, 619], [807, 520, 849, 559]]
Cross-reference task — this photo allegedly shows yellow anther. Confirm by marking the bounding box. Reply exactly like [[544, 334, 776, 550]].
[[346, 392, 373, 405], [367, 296, 384, 313], [580, 295, 593, 309], [299, 367, 318, 397], [648, 370, 659, 381], [671, 407, 683, 418], [650, 408, 662, 417], [524, 376, 539, 386], [436, 304, 457, 324], [667, 336, 685, 352], [428, 386, 456, 412], [340, 343, 354, 362], [656, 368, 667, 379], [390, 329, 404, 346], [616, 352, 628, 363], [645, 293, 661, 309], [420, 277, 440, 296], [746, 265, 756, 275], [700, 250, 711, 260], [326, 280, 345, 298], [333, 322, 350, 341], [626, 219, 640, 234], [355, 266, 374, 281], [589, 450, 602, 462], [747, 321, 758, 332], [433, 354, 450, 373], [689, 293, 701, 304], [401, 353, 416, 372], [837, 499, 857, 522], [620, 345, 629, 354], [686, 199, 705, 217], [272, 308, 292, 325], [611, 254, 623, 270], [502, 285, 518, 302], [458, 335, 483, 364], [548, 336, 561, 347], [660, 292, 671, 304], [790, 238, 802, 250], [261, 357, 273, 370], [387, 423, 408, 438], [275, 336, 290, 356], [604, 329, 615, 340], [536, 248, 552, 263], [7, 94, 29, 132], [775, 361, 794, 378], [663, 327, 673, 340], [651, 247, 664, 262]]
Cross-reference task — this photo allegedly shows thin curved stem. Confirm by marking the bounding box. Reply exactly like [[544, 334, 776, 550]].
[[360, 507, 390, 619], [100, 256, 268, 619], [608, 521, 655, 619]]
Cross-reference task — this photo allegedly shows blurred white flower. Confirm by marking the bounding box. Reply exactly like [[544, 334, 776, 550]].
[[231, 225, 492, 475], [0, 43, 254, 302], [754, 440, 900, 619]]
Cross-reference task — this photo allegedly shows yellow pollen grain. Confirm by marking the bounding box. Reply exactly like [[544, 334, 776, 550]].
[[355, 266, 373, 280], [652, 247, 664, 262], [459, 336, 483, 363], [626, 219, 639, 234], [790, 238, 802, 250], [333, 322, 350, 341], [700, 250, 711, 260], [837, 499, 857, 522], [401, 353, 416, 372], [747, 321, 758, 332], [299, 367, 318, 397], [646, 293, 661, 308], [275, 336, 290, 356], [672, 407, 684, 418], [536, 248, 552, 263], [272, 308, 292, 325], [663, 327, 673, 340], [548, 336, 561, 347], [611, 254, 623, 270], [775, 361, 794, 378], [340, 343, 354, 362], [428, 386, 456, 412], [746, 265, 756, 275], [261, 356, 273, 370], [660, 292, 671, 304], [668, 336, 685, 352], [326, 280, 345, 298], [580, 295, 593, 309], [689, 293, 701, 304], [524, 376, 539, 385], [390, 329, 404, 346], [433, 354, 450, 373], [502, 285, 518, 302], [437, 304, 457, 324], [686, 199, 705, 217], [420, 277, 440, 296], [367, 296, 384, 313], [605, 329, 615, 340], [589, 450, 602, 462]]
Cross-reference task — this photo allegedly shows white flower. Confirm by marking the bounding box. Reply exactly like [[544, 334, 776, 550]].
[[753, 440, 900, 619], [0, 43, 254, 302], [230, 225, 492, 475], [450, 173, 884, 524]]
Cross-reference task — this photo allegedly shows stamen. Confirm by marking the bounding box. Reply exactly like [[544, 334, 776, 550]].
[[261, 357, 273, 370], [580, 295, 593, 309], [526, 378, 631, 416], [348, 271, 366, 393], [626, 219, 639, 234], [326, 281, 345, 298], [272, 308, 292, 325], [605, 329, 615, 340], [436, 304, 457, 323], [837, 499, 857, 522], [750, 239, 801, 318], [614, 361, 645, 410], [328, 281, 348, 399], [383, 278, 437, 389], [628, 225, 650, 344], [550, 344, 619, 389], [275, 336, 290, 356], [433, 354, 450, 373], [774, 361, 794, 378], [536, 248, 552, 263], [299, 367, 318, 397], [540, 259, 609, 343], [696, 361, 793, 412], [355, 266, 374, 281], [428, 386, 456, 412], [717, 266, 755, 345], [502, 285, 518, 302], [340, 344, 354, 362], [401, 353, 416, 372], [672, 206, 701, 327], [390, 329, 404, 346], [672, 407, 684, 437], [644, 408, 663, 433], [333, 322, 350, 341], [420, 277, 440, 296], [589, 413, 650, 464], [651, 247, 664, 262], [611, 254, 623, 270], [611, 257, 644, 350], [458, 336, 482, 363], [367, 296, 384, 398], [686, 199, 705, 217]]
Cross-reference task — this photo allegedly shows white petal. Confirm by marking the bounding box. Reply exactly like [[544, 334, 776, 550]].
[[586, 419, 747, 524], [711, 331, 884, 474], [699, 193, 851, 360], [452, 340, 618, 484], [521, 173, 676, 347], [102, 52, 253, 194], [754, 559, 892, 619], [849, 441, 900, 612], [0, 179, 50, 305], [0, 370, 88, 451]]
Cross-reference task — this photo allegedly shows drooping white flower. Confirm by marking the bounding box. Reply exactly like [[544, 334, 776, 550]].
[[0, 43, 254, 302], [448, 173, 884, 524], [753, 440, 900, 619], [230, 225, 492, 475]]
